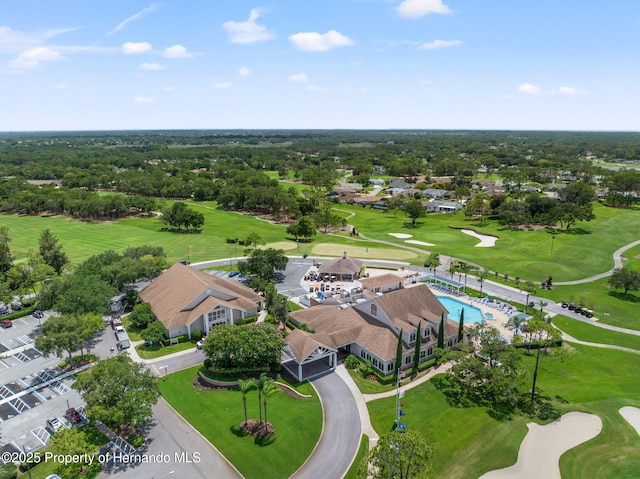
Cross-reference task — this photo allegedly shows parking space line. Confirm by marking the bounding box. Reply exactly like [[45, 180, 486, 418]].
[[31, 427, 50, 446]]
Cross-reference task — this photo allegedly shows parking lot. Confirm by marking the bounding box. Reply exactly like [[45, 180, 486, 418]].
[[0, 312, 86, 462]]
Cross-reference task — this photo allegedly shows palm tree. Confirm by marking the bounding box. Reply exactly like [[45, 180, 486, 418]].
[[262, 380, 280, 425], [238, 378, 256, 425], [478, 269, 488, 293], [256, 374, 268, 424]]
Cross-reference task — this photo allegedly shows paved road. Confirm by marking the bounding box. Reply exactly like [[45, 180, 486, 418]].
[[291, 371, 361, 479], [98, 398, 241, 479]]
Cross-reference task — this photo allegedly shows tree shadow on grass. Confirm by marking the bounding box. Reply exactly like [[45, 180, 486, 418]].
[[230, 425, 248, 438], [402, 221, 424, 229], [517, 394, 561, 422], [255, 435, 276, 447], [608, 291, 640, 303]]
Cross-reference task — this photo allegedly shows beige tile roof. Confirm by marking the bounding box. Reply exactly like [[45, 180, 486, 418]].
[[360, 273, 404, 290], [139, 263, 262, 330]]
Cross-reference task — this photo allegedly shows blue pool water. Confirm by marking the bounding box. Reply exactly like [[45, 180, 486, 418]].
[[436, 296, 485, 324]]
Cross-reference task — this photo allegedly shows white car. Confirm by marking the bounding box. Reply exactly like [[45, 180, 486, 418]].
[[196, 339, 204, 349], [46, 417, 69, 434]]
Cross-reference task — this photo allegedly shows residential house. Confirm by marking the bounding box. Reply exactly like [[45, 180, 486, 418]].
[[422, 188, 449, 199], [139, 263, 264, 339], [425, 200, 463, 213]]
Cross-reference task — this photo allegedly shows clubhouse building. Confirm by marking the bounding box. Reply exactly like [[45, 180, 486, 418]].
[[284, 280, 459, 381], [139, 263, 263, 339]]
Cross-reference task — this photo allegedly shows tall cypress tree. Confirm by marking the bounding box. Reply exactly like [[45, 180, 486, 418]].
[[395, 331, 404, 376], [457, 309, 465, 342], [437, 314, 445, 349], [413, 321, 422, 374]]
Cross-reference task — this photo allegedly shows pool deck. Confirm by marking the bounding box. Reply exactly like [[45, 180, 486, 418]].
[[433, 290, 514, 340]]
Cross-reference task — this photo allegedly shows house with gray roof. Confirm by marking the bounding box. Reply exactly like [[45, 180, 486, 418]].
[[139, 263, 263, 339], [425, 200, 463, 213], [422, 188, 449, 199], [285, 284, 459, 381]]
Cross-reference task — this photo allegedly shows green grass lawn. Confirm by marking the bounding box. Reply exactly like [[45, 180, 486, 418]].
[[158, 366, 322, 479], [347, 369, 396, 394], [366, 343, 640, 479], [135, 341, 195, 359], [552, 315, 640, 351], [541, 278, 640, 330], [339, 202, 640, 282]]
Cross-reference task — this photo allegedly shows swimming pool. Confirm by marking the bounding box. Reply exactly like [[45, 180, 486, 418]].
[[436, 296, 485, 324]]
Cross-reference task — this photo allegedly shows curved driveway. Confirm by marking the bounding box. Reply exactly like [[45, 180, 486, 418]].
[[291, 371, 362, 479]]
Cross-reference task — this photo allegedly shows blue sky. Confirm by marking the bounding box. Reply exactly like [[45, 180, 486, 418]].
[[1, 0, 639, 131]]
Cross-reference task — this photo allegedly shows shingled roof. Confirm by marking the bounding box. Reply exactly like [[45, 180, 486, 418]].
[[139, 263, 262, 330], [290, 284, 457, 361], [359, 273, 404, 290], [318, 252, 363, 276]]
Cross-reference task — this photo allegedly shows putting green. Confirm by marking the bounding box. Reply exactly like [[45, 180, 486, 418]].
[[311, 243, 417, 260]]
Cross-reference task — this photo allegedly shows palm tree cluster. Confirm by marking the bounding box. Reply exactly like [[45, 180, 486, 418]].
[[237, 374, 281, 438]]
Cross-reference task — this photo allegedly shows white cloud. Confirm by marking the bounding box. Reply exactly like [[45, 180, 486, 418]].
[[222, 8, 275, 44], [8, 47, 62, 69], [163, 86, 175, 92], [140, 62, 166, 71], [213, 82, 233, 89], [55, 82, 69, 89], [555, 86, 588, 95], [133, 96, 154, 103], [518, 83, 541, 94], [122, 42, 152, 54], [289, 30, 354, 52], [108, 3, 159, 35], [419, 39, 462, 50], [396, 0, 452, 19], [238, 66, 251, 76], [163, 44, 193, 58], [289, 73, 309, 83]]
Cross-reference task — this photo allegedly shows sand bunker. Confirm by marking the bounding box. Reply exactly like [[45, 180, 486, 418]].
[[405, 240, 435, 247], [480, 412, 602, 479], [620, 406, 640, 436], [461, 229, 498, 247], [389, 233, 413, 239]]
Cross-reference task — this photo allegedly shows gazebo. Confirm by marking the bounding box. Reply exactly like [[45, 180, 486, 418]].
[[317, 252, 363, 282]]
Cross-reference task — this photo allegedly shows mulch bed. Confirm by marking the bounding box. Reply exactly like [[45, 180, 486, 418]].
[[240, 419, 275, 438]]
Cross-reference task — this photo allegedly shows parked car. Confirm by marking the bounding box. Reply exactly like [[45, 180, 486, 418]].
[[196, 339, 204, 349], [11, 301, 22, 311], [33, 310, 45, 319], [0, 306, 8, 315], [46, 417, 69, 434], [65, 407, 83, 426], [1, 319, 12, 328]]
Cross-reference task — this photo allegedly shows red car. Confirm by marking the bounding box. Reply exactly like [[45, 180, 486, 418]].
[[0, 319, 12, 329], [65, 407, 83, 425]]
